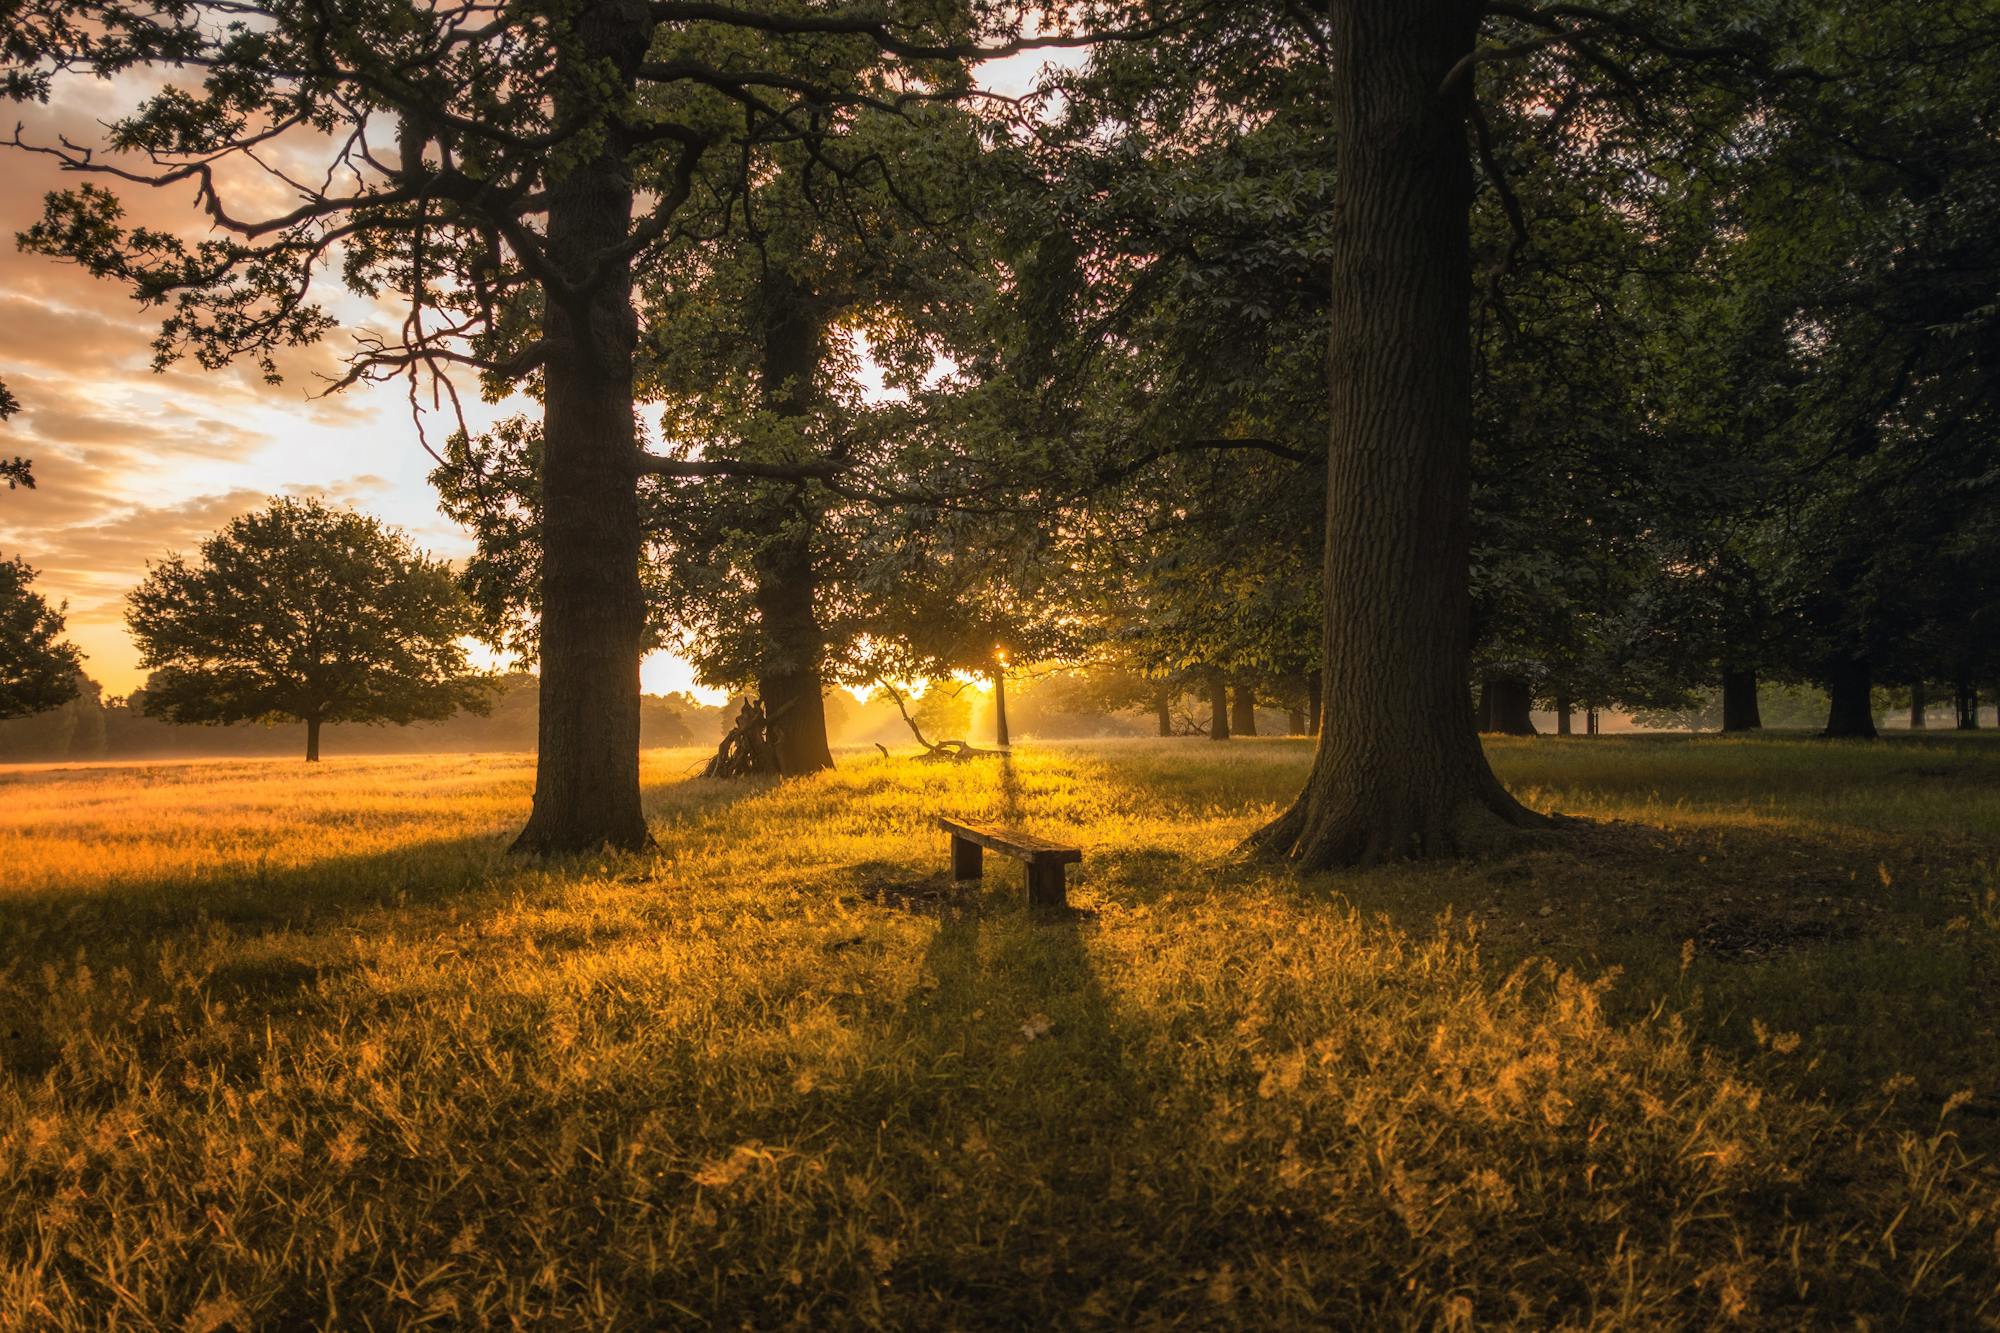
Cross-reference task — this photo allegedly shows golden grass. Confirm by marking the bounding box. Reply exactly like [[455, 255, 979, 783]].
[[1, 737, 1996, 1327]]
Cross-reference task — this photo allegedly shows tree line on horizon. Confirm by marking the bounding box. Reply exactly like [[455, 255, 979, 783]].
[[2, 1, 1996, 862]]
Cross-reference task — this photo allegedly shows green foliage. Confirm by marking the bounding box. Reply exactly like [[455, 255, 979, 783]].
[[908, 679, 973, 742], [0, 555, 81, 721], [1598, 1, 2000, 704], [427, 76, 1077, 701], [1003, 7, 1330, 691], [125, 497, 493, 733], [0, 372, 23, 489]]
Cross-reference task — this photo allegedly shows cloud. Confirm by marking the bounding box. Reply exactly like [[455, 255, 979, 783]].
[[10, 487, 270, 600], [0, 75, 499, 695]]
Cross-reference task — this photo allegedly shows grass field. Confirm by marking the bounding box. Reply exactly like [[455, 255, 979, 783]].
[[2, 736, 1997, 1327]]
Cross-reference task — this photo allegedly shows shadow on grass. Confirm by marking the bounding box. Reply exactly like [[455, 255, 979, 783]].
[[643, 770, 782, 832], [0, 831, 511, 948], [803, 897, 1158, 1313], [996, 751, 1026, 826], [1295, 816, 2000, 1150]]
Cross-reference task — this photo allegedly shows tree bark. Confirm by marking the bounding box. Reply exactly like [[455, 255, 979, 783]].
[[1231, 681, 1259, 737], [512, 0, 653, 855], [1208, 669, 1230, 741], [992, 669, 1010, 748], [1307, 669, 1322, 737], [753, 528, 833, 776], [1909, 682, 1926, 730], [1957, 679, 1979, 730], [1253, 0, 1540, 865], [1554, 692, 1572, 736], [1721, 668, 1762, 732], [1156, 688, 1173, 737], [751, 267, 834, 777], [1586, 707, 1600, 736], [1822, 657, 1878, 738], [1287, 705, 1307, 736], [305, 715, 322, 763], [1477, 674, 1536, 735]]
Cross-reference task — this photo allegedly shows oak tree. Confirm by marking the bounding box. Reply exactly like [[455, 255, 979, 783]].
[[126, 498, 492, 760], [0, 556, 81, 720]]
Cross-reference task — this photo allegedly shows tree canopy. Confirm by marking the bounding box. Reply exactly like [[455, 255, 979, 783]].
[[7, 0, 1999, 860], [0, 556, 82, 722], [126, 498, 493, 760]]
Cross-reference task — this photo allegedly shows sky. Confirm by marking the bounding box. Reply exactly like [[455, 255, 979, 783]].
[[0, 47, 1073, 701]]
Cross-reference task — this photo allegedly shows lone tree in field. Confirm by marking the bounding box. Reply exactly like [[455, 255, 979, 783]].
[[126, 499, 491, 761], [0, 556, 82, 720]]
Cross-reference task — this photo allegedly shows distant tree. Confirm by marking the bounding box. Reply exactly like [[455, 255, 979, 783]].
[[0, 555, 82, 720], [126, 499, 493, 761], [0, 672, 104, 759]]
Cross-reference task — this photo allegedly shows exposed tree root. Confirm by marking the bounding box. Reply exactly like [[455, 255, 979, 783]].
[[1247, 761, 1552, 869]]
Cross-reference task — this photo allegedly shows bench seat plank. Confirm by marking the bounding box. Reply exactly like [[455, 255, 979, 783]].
[[937, 817, 1081, 909], [935, 817, 1083, 865]]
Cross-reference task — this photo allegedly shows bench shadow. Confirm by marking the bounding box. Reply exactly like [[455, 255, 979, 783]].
[[856, 903, 1155, 1307], [995, 752, 1026, 827]]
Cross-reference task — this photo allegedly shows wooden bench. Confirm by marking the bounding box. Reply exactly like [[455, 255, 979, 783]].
[[937, 817, 1082, 908]]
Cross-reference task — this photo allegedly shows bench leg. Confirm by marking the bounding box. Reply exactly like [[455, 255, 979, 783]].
[[1026, 862, 1067, 909], [951, 835, 983, 881]]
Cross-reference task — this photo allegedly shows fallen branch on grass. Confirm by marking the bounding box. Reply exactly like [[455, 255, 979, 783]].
[[874, 678, 1008, 763]]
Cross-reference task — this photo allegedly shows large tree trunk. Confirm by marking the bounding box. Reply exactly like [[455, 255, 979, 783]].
[[1156, 689, 1173, 737], [1909, 682, 1926, 730], [992, 669, 1010, 748], [1477, 674, 1537, 735], [1254, 0, 1539, 866], [1554, 692, 1572, 736], [1208, 670, 1230, 741], [751, 268, 834, 776], [753, 528, 833, 776], [1957, 679, 1979, 730], [1231, 681, 1259, 737], [1822, 657, 1878, 738], [1721, 668, 1761, 732], [513, 1, 653, 854], [304, 716, 321, 763]]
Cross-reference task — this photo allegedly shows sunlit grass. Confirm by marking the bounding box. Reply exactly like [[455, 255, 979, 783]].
[[1, 737, 1996, 1326]]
